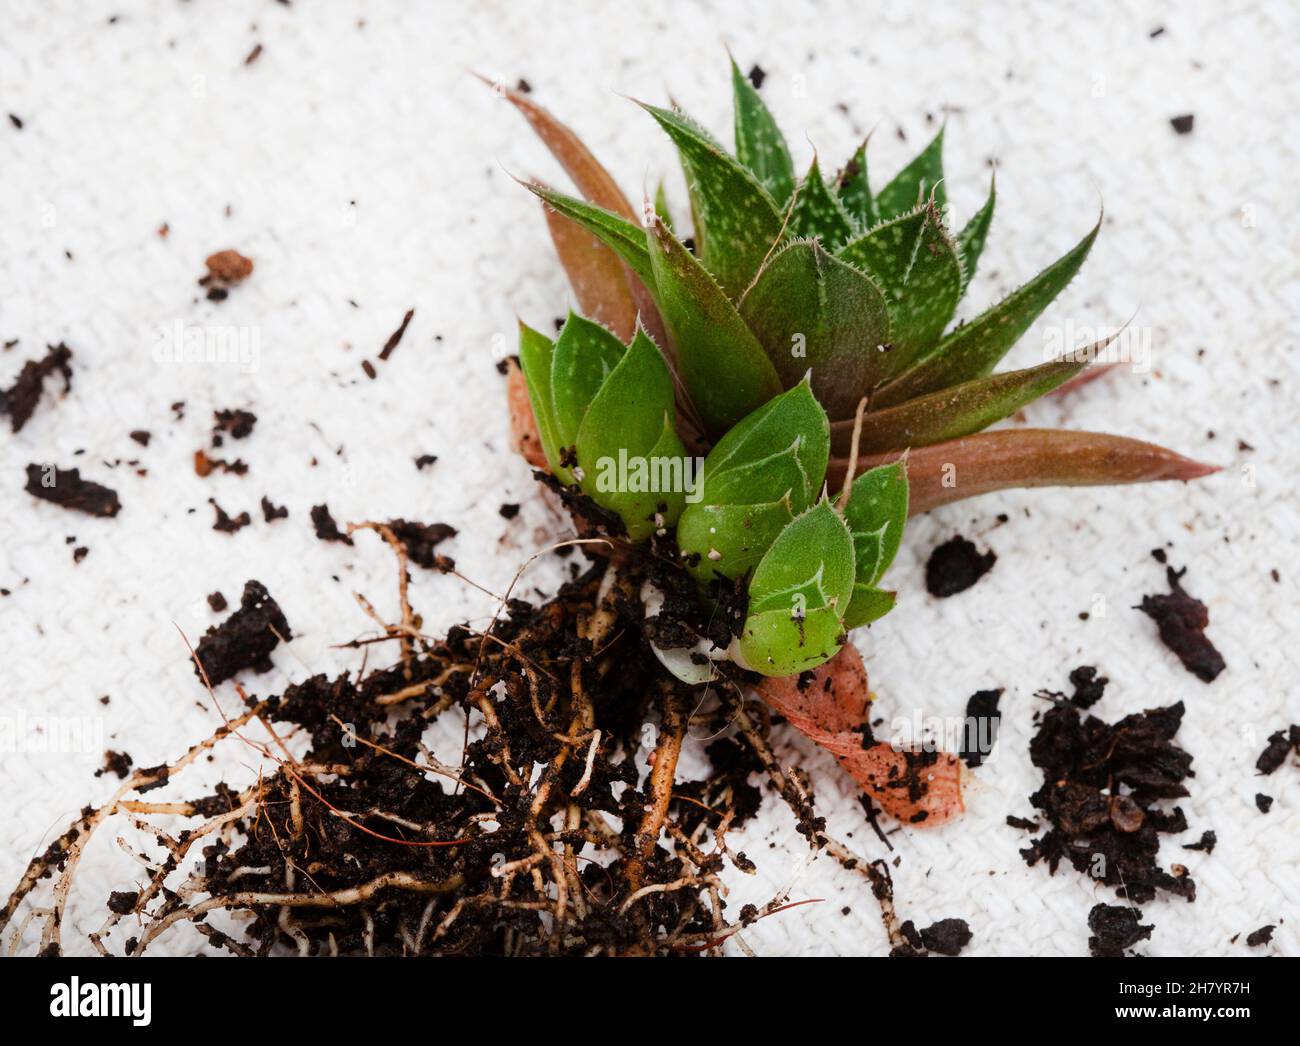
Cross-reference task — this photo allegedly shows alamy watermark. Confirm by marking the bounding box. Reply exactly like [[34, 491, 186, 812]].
[[1044, 320, 1151, 374], [592, 450, 705, 503], [149, 319, 260, 373]]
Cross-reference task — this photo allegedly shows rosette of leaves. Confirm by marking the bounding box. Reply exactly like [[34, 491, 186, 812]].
[[518, 312, 687, 541], [494, 61, 1214, 516]]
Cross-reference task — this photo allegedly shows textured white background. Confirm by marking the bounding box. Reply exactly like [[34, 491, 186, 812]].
[[1, 0, 1297, 956]]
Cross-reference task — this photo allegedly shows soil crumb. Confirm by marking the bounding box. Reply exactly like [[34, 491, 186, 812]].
[[925, 535, 996, 597], [959, 688, 1002, 768], [25, 464, 121, 517], [203, 249, 254, 284], [210, 499, 251, 534], [213, 408, 257, 441], [1137, 566, 1225, 683], [1245, 924, 1275, 947], [193, 580, 291, 685], [311, 504, 353, 545], [378, 308, 415, 361], [1088, 903, 1153, 957], [1022, 685, 1197, 905], [95, 750, 134, 780], [386, 519, 457, 570], [1, 342, 73, 432], [918, 918, 972, 956], [1170, 114, 1195, 134], [1068, 665, 1108, 708], [261, 495, 288, 523], [1255, 725, 1300, 775], [1255, 793, 1273, 813]]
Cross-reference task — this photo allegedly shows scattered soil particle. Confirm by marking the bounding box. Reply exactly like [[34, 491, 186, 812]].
[[311, 504, 353, 545], [361, 359, 377, 380], [959, 688, 1002, 768], [106, 890, 138, 916], [244, 43, 263, 65], [1255, 793, 1273, 814], [925, 535, 996, 597], [260, 495, 288, 522], [207, 591, 228, 613], [1137, 566, 1226, 683], [209, 499, 251, 534], [25, 464, 121, 517], [514, 77, 532, 93], [1245, 924, 1275, 947], [386, 519, 457, 570], [193, 580, 291, 685], [95, 750, 134, 780], [1182, 830, 1216, 853], [1170, 114, 1195, 134], [1, 342, 73, 432], [204, 249, 254, 284], [129, 430, 151, 446], [1255, 725, 1300, 775], [1022, 683, 1197, 904], [1149, 25, 1166, 38], [213, 408, 256, 440], [8, 113, 22, 129], [378, 308, 415, 361], [1068, 665, 1108, 708], [918, 918, 972, 956], [498, 502, 520, 519], [1088, 903, 1153, 957], [194, 449, 248, 476], [72, 546, 88, 564], [747, 64, 767, 89], [1007, 815, 1039, 831], [414, 454, 438, 470]]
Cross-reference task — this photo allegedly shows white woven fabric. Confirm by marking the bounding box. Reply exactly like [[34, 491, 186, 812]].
[[2, 0, 1297, 956]]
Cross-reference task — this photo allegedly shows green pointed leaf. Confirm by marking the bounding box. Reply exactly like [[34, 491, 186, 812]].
[[525, 183, 655, 287], [843, 586, 896, 629], [698, 380, 829, 509], [835, 141, 878, 230], [786, 156, 855, 248], [890, 205, 964, 357], [677, 499, 795, 584], [875, 126, 945, 221], [517, 321, 570, 482], [874, 219, 1100, 406], [646, 215, 782, 437], [739, 240, 891, 419], [731, 59, 795, 205], [836, 206, 927, 301], [842, 461, 909, 588], [849, 358, 1088, 455], [641, 102, 785, 297], [957, 175, 995, 291], [574, 329, 686, 540], [740, 501, 855, 676], [550, 312, 627, 447]]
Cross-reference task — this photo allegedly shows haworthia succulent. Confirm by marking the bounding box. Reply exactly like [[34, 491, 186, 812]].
[[654, 181, 673, 232], [739, 500, 855, 676], [873, 219, 1100, 406], [516, 321, 569, 483], [875, 125, 946, 221], [730, 59, 795, 205], [849, 357, 1089, 454], [645, 215, 783, 438], [957, 175, 996, 290], [837, 206, 928, 301], [835, 140, 878, 230], [888, 207, 964, 358], [640, 102, 785, 298], [525, 183, 655, 288], [739, 240, 891, 419], [786, 156, 855, 248], [550, 312, 627, 447], [676, 499, 795, 584], [573, 328, 687, 540]]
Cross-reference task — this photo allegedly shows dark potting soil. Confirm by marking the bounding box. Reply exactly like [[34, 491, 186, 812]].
[[959, 688, 1002, 768], [1255, 725, 1300, 775], [1, 342, 73, 432], [1245, 924, 1275, 947], [1137, 565, 1225, 683], [260, 495, 288, 522], [25, 464, 120, 517], [1087, 903, 1154, 957], [385, 519, 457, 570], [192, 580, 291, 685], [925, 535, 996, 597], [311, 503, 353, 544]]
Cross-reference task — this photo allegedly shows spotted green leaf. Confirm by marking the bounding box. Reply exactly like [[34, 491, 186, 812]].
[[850, 358, 1089, 454], [731, 59, 795, 205], [837, 206, 927, 301], [786, 156, 855, 248], [640, 102, 785, 298], [739, 240, 891, 419], [739, 500, 855, 676], [840, 461, 908, 628], [646, 215, 782, 437], [525, 182, 655, 287], [957, 174, 995, 290], [874, 218, 1100, 406], [835, 140, 877, 230], [875, 125, 946, 221], [890, 206, 963, 357]]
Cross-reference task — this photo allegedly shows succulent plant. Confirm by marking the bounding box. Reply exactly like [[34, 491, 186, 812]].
[[495, 62, 1215, 677]]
